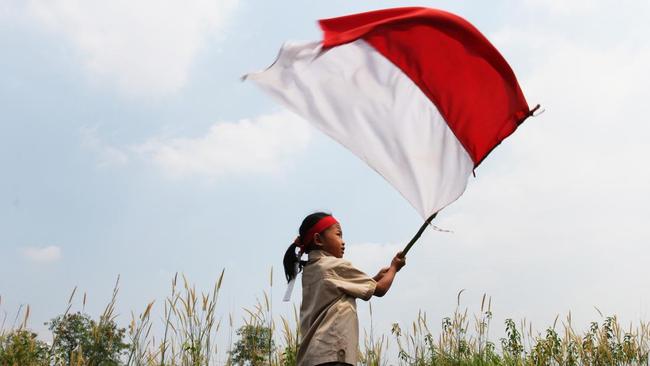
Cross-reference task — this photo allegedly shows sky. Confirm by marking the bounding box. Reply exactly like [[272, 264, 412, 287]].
[[1, 0, 650, 361]]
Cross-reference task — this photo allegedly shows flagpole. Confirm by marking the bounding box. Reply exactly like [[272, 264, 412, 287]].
[[402, 213, 437, 256]]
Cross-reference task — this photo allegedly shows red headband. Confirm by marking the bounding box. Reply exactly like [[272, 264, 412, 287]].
[[299, 215, 339, 251]]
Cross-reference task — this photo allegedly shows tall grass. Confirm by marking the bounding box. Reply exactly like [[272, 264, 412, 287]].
[[2, 274, 650, 365], [360, 302, 388, 366], [126, 271, 225, 365], [389, 290, 650, 366]]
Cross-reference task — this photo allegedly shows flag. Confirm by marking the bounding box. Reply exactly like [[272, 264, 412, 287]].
[[246, 7, 534, 219]]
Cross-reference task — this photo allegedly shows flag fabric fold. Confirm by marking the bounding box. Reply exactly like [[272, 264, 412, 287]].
[[246, 7, 532, 219]]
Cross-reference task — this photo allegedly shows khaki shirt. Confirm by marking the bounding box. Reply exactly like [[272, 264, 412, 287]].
[[297, 250, 377, 366]]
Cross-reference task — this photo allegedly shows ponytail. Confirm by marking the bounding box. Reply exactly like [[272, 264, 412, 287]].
[[283, 242, 301, 283]]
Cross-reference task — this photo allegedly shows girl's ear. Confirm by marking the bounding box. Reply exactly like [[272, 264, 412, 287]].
[[313, 233, 323, 247]]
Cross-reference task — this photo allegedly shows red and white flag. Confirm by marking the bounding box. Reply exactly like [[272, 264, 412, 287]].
[[246, 7, 534, 219]]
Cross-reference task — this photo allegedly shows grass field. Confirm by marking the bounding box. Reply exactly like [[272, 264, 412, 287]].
[[1, 272, 649, 365]]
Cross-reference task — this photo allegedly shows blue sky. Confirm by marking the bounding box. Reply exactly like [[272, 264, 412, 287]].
[[2, 0, 650, 360]]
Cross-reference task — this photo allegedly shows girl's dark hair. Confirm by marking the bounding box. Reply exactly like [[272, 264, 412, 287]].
[[283, 212, 331, 283]]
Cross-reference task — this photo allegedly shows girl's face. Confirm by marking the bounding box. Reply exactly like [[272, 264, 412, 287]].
[[314, 223, 345, 258]]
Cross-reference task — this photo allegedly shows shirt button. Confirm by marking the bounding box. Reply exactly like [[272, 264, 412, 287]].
[[337, 349, 346, 361]]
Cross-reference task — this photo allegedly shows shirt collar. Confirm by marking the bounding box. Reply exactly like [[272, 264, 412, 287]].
[[308, 249, 334, 261]]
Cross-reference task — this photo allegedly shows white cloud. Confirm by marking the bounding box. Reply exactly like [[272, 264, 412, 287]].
[[102, 111, 311, 179], [488, 27, 650, 193], [135, 110, 311, 179], [22, 246, 63, 263], [20, 0, 238, 97], [82, 110, 312, 179]]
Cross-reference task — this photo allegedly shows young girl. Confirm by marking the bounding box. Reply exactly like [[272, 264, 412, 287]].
[[283, 212, 406, 366]]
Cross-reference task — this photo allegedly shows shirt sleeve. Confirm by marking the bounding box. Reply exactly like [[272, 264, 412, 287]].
[[326, 259, 377, 301]]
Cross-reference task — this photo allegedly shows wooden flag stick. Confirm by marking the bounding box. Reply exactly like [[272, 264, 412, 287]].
[[402, 213, 437, 256]]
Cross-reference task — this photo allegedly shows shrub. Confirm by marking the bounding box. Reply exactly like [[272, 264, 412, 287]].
[[48, 312, 128, 365], [0, 329, 49, 366]]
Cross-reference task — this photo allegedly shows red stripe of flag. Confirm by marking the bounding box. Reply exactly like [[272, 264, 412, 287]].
[[319, 7, 531, 166]]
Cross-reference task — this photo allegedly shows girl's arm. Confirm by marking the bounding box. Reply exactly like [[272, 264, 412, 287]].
[[373, 267, 389, 281], [374, 252, 406, 297]]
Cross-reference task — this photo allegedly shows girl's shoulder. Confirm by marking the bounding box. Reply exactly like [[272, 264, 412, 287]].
[[306, 252, 354, 275], [319, 256, 367, 281]]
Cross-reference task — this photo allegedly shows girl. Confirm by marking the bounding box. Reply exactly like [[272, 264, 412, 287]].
[[283, 212, 406, 366]]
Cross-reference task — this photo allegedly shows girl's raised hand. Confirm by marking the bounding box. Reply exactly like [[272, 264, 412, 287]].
[[391, 251, 406, 271]]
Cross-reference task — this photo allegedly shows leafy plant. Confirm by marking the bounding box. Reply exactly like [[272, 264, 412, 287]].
[[230, 324, 274, 366], [48, 312, 128, 366], [0, 329, 49, 366]]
